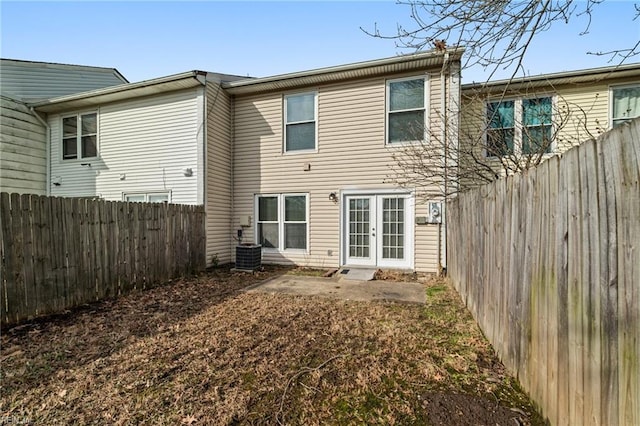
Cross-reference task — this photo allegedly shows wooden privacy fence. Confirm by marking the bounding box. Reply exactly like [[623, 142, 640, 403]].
[[447, 120, 639, 426], [0, 193, 206, 326]]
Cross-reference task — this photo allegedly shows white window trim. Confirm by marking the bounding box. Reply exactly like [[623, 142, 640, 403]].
[[123, 191, 171, 203], [484, 95, 556, 158], [610, 83, 640, 129], [254, 193, 309, 253], [385, 75, 429, 145], [60, 111, 99, 161], [283, 92, 318, 154]]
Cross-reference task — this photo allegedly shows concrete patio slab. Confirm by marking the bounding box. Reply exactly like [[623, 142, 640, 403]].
[[243, 274, 425, 304]]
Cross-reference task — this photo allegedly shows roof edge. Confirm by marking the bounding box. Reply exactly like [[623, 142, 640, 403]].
[[29, 70, 207, 110], [223, 48, 464, 92], [462, 62, 640, 91], [0, 58, 128, 84]]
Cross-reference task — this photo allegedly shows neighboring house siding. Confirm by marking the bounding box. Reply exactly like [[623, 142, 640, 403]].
[[555, 84, 610, 148], [461, 74, 640, 163], [206, 83, 233, 265], [0, 60, 126, 102], [0, 96, 46, 194], [233, 71, 448, 272], [555, 75, 640, 149], [48, 88, 203, 202]]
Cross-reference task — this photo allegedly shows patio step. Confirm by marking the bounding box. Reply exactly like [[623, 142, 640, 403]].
[[337, 268, 376, 281]]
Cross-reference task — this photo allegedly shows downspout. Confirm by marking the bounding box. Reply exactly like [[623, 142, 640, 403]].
[[196, 73, 207, 206], [440, 51, 450, 275], [202, 83, 207, 207], [230, 95, 236, 259], [30, 107, 51, 195]]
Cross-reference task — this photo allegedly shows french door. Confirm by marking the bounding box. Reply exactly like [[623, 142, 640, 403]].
[[344, 193, 413, 269]]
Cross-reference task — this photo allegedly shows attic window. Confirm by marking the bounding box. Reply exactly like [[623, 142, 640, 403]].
[[62, 112, 98, 160]]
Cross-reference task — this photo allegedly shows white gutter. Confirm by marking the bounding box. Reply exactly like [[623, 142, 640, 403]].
[[462, 62, 640, 92], [224, 48, 465, 95], [30, 107, 51, 195]]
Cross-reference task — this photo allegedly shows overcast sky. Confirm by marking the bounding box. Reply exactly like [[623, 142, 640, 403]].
[[2, 1, 639, 83]]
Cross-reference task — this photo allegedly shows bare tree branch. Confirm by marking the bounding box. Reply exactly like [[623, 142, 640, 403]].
[[362, 0, 638, 80], [367, 1, 636, 199], [386, 88, 597, 200]]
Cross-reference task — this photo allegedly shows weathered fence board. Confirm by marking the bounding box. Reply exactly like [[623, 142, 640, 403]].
[[0, 195, 206, 326], [447, 119, 640, 426]]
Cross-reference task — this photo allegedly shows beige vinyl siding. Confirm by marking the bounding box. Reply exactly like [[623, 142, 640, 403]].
[[458, 94, 496, 179], [205, 83, 233, 265], [233, 71, 447, 272], [48, 88, 203, 202], [555, 75, 640, 149], [0, 60, 126, 102], [0, 97, 46, 194], [554, 83, 610, 151]]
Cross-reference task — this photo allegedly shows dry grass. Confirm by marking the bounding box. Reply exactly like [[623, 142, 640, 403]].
[[0, 266, 545, 425]]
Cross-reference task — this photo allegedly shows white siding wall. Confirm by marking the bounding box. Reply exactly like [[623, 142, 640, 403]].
[[205, 83, 234, 265], [0, 97, 46, 194], [0, 60, 126, 102], [48, 88, 204, 203], [232, 70, 448, 272]]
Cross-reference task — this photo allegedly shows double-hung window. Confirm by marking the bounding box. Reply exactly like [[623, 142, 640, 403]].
[[486, 100, 515, 156], [522, 97, 553, 154], [387, 76, 426, 144], [256, 194, 308, 251], [486, 96, 553, 157], [612, 85, 640, 127], [284, 93, 317, 152], [62, 112, 98, 160]]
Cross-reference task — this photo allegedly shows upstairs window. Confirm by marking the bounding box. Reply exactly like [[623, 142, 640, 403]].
[[256, 193, 308, 251], [387, 77, 426, 144], [62, 112, 97, 160], [486, 100, 515, 156], [486, 96, 553, 157], [284, 92, 317, 152], [522, 97, 553, 154], [612, 85, 640, 127]]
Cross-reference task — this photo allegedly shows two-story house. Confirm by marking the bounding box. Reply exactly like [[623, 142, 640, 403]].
[[225, 50, 462, 272], [0, 59, 128, 195], [27, 49, 463, 273]]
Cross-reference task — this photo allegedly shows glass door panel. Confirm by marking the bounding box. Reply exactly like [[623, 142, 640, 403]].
[[345, 196, 375, 266]]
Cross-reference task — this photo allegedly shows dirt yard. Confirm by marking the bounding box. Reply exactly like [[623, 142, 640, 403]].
[[1, 266, 545, 425]]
